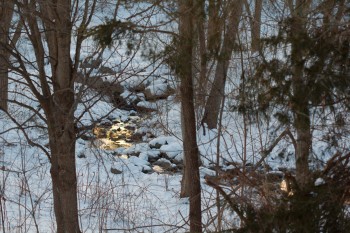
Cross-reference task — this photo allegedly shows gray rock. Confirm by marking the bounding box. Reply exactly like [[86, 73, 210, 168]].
[[111, 167, 122, 175], [153, 158, 172, 169], [149, 142, 162, 149]]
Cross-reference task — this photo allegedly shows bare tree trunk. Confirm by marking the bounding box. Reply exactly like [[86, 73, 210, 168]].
[[0, 0, 14, 112], [46, 0, 81, 230], [290, 0, 312, 189], [0, 53, 8, 111], [180, 110, 191, 197], [16, 0, 82, 231], [251, 0, 262, 52], [293, 94, 311, 189], [202, 0, 244, 129], [194, 0, 207, 108], [48, 100, 80, 233], [207, 0, 222, 55], [178, 0, 202, 232]]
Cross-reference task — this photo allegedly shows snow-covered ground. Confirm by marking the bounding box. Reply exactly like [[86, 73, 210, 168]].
[[3, 77, 346, 232], [2, 2, 350, 232], [0, 83, 235, 232]]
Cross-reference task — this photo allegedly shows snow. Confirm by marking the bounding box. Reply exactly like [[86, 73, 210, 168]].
[[136, 100, 158, 110], [112, 155, 151, 174], [149, 136, 179, 147], [2, 67, 348, 232], [2, 2, 350, 232], [160, 142, 182, 159], [314, 177, 326, 186], [120, 89, 145, 103], [199, 167, 216, 177], [145, 82, 168, 96], [123, 142, 149, 155]]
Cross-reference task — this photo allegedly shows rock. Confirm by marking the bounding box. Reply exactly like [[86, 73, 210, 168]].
[[149, 136, 177, 148], [142, 166, 153, 174], [146, 132, 156, 139], [128, 133, 143, 142], [125, 125, 136, 131], [135, 101, 158, 112], [176, 164, 184, 170], [153, 158, 172, 170], [77, 153, 86, 158], [159, 152, 171, 160], [144, 83, 174, 101], [129, 111, 137, 116], [112, 119, 121, 124], [127, 151, 141, 157], [167, 166, 178, 173], [200, 167, 216, 177], [160, 143, 182, 159], [172, 153, 183, 165], [80, 134, 94, 141], [113, 94, 131, 110], [120, 90, 144, 107], [130, 83, 147, 92], [100, 121, 112, 127], [150, 142, 162, 149], [111, 167, 122, 175], [148, 157, 158, 164]]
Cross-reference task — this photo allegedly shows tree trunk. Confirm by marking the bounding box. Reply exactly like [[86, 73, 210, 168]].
[[194, 0, 207, 108], [251, 0, 262, 52], [290, 0, 312, 189], [178, 0, 202, 232], [0, 0, 14, 112], [0, 53, 8, 111], [180, 109, 191, 198], [202, 0, 244, 129], [207, 0, 222, 55], [48, 95, 80, 233], [37, 0, 81, 231], [293, 97, 311, 189]]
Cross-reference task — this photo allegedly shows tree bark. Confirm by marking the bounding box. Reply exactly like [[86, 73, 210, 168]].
[[45, 0, 81, 230], [207, 0, 222, 55], [202, 0, 244, 129], [178, 0, 202, 232], [251, 0, 262, 52], [290, 0, 312, 189], [17, 0, 82, 231], [48, 95, 80, 233], [194, 0, 207, 108], [0, 0, 14, 112]]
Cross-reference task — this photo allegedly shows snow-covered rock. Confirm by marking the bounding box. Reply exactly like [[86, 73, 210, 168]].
[[160, 142, 182, 159], [149, 136, 179, 149], [136, 100, 158, 111]]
